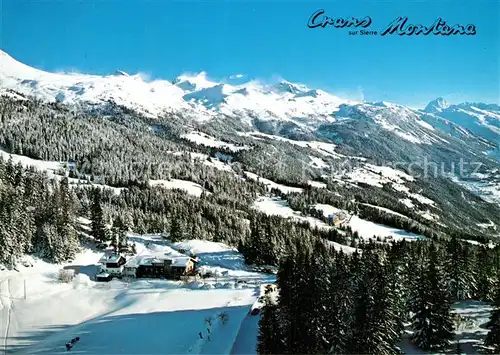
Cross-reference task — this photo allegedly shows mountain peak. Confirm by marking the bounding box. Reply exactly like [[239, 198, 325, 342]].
[[172, 71, 216, 91], [271, 80, 308, 95], [424, 97, 450, 113], [113, 70, 130, 77]]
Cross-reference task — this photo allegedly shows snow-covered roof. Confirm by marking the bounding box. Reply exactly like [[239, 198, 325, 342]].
[[126, 254, 195, 268], [328, 212, 345, 217], [133, 256, 155, 267], [171, 257, 192, 267], [99, 254, 124, 264]]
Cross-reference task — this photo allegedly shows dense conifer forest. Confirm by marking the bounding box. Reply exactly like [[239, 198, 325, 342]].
[[257, 239, 500, 354]]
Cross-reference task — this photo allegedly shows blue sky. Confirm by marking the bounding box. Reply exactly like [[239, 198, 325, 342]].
[[2, 0, 499, 108]]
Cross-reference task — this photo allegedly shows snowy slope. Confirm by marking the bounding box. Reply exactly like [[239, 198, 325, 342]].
[[244, 172, 304, 194], [238, 131, 345, 159], [312, 203, 424, 242], [253, 197, 329, 229], [181, 131, 250, 152], [346, 215, 425, 242], [424, 97, 450, 113], [0, 148, 125, 195], [26, 287, 256, 354], [0, 147, 64, 172], [334, 102, 449, 145], [340, 163, 436, 207], [149, 179, 209, 197]]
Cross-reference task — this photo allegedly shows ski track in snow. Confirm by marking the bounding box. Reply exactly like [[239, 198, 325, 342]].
[[230, 312, 259, 355], [0, 278, 13, 355]]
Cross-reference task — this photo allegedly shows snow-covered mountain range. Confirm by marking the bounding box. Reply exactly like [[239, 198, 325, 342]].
[[0, 50, 350, 124], [0, 49, 498, 158]]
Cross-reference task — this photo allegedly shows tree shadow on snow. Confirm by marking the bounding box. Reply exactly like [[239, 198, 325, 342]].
[[7, 305, 252, 355], [195, 250, 246, 270], [128, 235, 169, 248]]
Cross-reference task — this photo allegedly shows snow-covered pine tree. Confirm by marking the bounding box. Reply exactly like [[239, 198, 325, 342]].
[[273, 250, 295, 353], [0, 217, 15, 265], [0, 185, 28, 264], [326, 250, 351, 354], [273, 240, 315, 354], [257, 295, 282, 355], [285, 242, 313, 354], [37, 223, 59, 262], [411, 242, 454, 351], [346, 249, 402, 355], [54, 178, 79, 261], [385, 241, 408, 339], [445, 236, 476, 301], [169, 215, 185, 242], [110, 216, 129, 253], [484, 276, 500, 353], [110, 221, 120, 253], [90, 188, 108, 243], [305, 240, 333, 354], [474, 246, 495, 302]]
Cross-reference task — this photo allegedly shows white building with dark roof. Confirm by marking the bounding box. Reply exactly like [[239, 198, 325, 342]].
[[123, 252, 197, 280], [99, 253, 127, 276]]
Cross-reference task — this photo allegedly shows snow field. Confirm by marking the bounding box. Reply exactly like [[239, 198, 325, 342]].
[[181, 131, 249, 152], [244, 172, 304, 194], [346, 215, 425, 242], [238, 131, 344, 159], [149, 179, 209, 197], [253, 197, 329, 230]]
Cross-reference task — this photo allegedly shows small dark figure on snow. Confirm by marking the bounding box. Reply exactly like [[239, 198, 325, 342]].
[[66, 337, 80, 351], [198, 332, 203, 339]]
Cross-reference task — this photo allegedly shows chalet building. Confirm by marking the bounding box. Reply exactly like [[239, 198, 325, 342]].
[[328, 211, 348, 226], [134, 255, 197, 280], [123, 265, 137, 278], [97, 252, 197, 280], [99, 254, 127, 277]]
